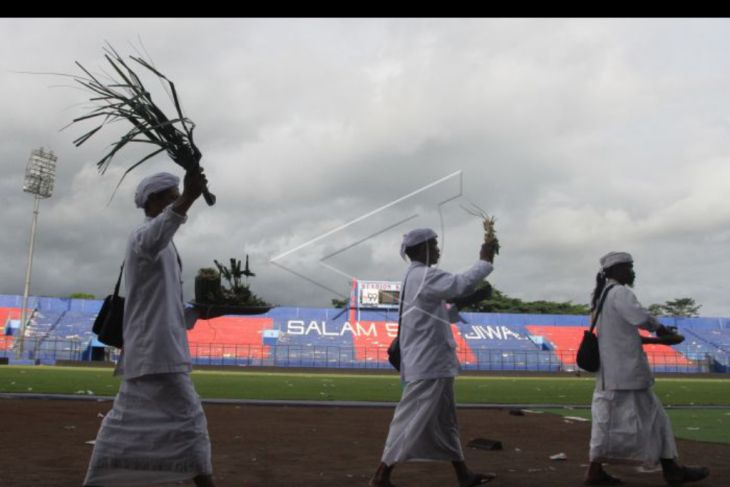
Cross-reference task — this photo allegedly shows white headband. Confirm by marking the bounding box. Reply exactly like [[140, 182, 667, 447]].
[[134, 172, 180, 208], [600, 251, 633, 270], [400, 228, 437, 260]]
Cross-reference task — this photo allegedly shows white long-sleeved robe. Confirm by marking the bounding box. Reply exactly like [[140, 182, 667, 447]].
[[84, 205, 212, 486], [590, 279, 678, 466], [399, 260, 493, 383], [116, 205, 192, 379], [381, 259, 492, 465]]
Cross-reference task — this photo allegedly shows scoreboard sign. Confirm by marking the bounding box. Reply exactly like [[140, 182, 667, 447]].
[[357, 280, 401, 309]]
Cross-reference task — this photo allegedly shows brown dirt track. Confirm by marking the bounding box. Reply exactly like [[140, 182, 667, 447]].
[[0, 398, 725, 487]]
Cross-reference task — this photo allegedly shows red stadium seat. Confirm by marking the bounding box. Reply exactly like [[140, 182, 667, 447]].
[[187, 316, 274, 360]]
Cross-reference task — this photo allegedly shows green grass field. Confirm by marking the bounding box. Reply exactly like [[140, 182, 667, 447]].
[[1, 366, 729, 405], [545, 408, 730, 445], [1, 366, 728, 443]]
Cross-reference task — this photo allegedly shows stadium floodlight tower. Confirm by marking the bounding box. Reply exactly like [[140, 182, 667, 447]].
[[17, 147, 58, 359]]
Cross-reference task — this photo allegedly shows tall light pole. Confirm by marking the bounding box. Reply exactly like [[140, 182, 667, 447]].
[[17, 147, 57, 359]]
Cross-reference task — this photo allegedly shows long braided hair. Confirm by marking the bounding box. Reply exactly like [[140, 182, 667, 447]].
[[591, 263, 626, 311], [590, 270, 607, 312]]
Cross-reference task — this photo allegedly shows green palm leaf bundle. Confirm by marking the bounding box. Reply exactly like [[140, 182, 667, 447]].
[[68, 43, 215, 205]]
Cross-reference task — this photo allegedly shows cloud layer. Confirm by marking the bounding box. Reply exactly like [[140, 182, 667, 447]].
[[2, 19, 730, 315]]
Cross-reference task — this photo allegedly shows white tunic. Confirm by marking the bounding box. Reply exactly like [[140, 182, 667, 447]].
[[85, 205, 212, 485], [590, 279, 678, 465], [379, 259, 492, 466], [590, 388, 678, 465], [400, 260, 493, 383], [381, 378, 463, 465], [595, 279, 660, 391], [84, 373, 212, 486], [116, 205, 192, 379]]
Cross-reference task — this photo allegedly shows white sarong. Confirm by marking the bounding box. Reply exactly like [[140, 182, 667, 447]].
[[84, 373, 212, 486], [590, 388, 678, 467], [381, 377, 463, 466]]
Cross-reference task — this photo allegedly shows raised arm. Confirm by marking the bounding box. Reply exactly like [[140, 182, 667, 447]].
[[424, 242, 496, 301], [132, 168, 207, 258]]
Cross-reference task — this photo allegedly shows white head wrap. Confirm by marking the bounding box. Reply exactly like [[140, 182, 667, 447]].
[[600, 251, 633, 271], [134, 172, 180, 208], [400, 228, 438, 260]]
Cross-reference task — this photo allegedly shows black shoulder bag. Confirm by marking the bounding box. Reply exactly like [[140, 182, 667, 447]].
[[92, 263, 125, 348], [576, 284, 616, 372], [387, 275, 408, 371]]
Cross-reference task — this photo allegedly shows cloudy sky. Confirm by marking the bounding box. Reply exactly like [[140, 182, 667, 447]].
[[3, 18, 730, 316]]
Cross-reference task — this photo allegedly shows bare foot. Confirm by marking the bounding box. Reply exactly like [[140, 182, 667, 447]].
[[370, 462, 396, 487], [193, 474, 216, 487], [663, 465, 710, 485], [369, 478, 398, 487], [584, 470, 623, 485]]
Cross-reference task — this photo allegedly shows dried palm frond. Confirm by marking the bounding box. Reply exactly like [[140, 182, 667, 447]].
[[461, 201, 500, 255], [68, 43, 215, 205]]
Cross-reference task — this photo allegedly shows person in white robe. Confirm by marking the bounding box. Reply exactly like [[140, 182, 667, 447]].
[[585, 251, 709, 486], [370, 228, 497, 487], [84, 169, 216, 487]]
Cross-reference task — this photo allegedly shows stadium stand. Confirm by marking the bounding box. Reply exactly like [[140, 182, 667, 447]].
[[457, 313, 557, 370], [269, 308, 356, 368], [526, 323, 705, 373], [685, 327, 730, 351], [188, 315, 273, 366], [349, 312, 397, 366], [0, 294, 728, 372], [0, 307, 21, 357], [1, 307, 21, 330]]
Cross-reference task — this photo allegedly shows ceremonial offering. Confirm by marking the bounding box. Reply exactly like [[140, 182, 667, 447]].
[[191, 256, 271, 318], [68, 43, 215, 205], [462, 202, 500, 255]]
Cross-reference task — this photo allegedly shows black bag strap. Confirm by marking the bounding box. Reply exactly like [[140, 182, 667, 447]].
[[112, 262, 124, 298], [396, 270, 413, 339], [589, 284, 616, 333], [112, 242, 181, 298], [171, 241, 183, 272]]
